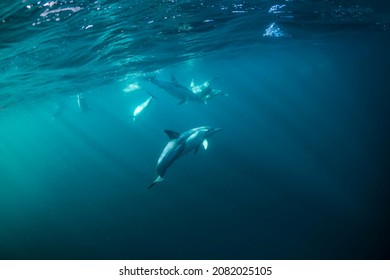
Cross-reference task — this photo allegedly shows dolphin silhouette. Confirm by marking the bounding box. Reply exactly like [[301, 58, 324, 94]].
[[148, 74, 204, 105], [148, 126, 222, 189]]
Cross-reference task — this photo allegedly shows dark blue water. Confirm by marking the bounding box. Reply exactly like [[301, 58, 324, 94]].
[[1, 0, 389, 259]]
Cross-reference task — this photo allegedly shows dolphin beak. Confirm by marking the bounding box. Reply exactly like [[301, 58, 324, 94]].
[[208, 127, 222, 136]]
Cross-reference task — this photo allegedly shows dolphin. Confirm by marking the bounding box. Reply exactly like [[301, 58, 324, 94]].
[[77, 93, 89, 112], [147, 74, 204, 105], [132, 95, 152, 121], [148, 126, 222, 189]]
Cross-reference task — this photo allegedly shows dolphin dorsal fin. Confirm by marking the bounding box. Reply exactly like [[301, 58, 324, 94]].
[[164, 130, 180, 140], [171, 74, 178, 84]]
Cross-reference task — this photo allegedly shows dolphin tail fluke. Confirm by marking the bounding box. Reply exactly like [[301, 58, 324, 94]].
[[147, 176, 164, 189]]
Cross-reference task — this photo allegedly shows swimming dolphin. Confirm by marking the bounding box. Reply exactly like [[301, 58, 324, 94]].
[[132, 92, 155, 121], [147, 74, 204, 105], [148, 126, 222, 189], [77, 94, 89, 112]]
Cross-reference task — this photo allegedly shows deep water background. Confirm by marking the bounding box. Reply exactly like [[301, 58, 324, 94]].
[[1, 0, 390, 259]]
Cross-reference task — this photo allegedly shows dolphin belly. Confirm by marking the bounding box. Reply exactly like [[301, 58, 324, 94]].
[[156, 140, 185, 177], [148, 126, 222, 189]]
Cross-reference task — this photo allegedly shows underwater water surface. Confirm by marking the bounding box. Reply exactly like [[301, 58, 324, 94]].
[[0, 0, 389, 259]]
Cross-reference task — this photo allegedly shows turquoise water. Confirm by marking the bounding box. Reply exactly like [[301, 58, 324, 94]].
[[1, 0, 389, 259]]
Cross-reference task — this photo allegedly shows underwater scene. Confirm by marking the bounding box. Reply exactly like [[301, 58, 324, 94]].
[[1, 0, 389, 259]]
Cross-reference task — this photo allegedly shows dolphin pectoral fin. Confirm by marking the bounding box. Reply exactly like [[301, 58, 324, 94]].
[[202, 139, 208, 150], [195, 140, 208, 154], [164, 130, 180, 139], [147, 176, 165, 189]]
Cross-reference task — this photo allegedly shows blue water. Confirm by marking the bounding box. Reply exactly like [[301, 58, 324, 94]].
[[1, 0, 389, 259]]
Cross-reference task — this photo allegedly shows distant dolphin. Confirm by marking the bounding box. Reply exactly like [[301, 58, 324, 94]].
[[132, 91, 155, 121], [148, 126, 222, 189], [147, 74, 204, 105], [77, 94, 89, 112]]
